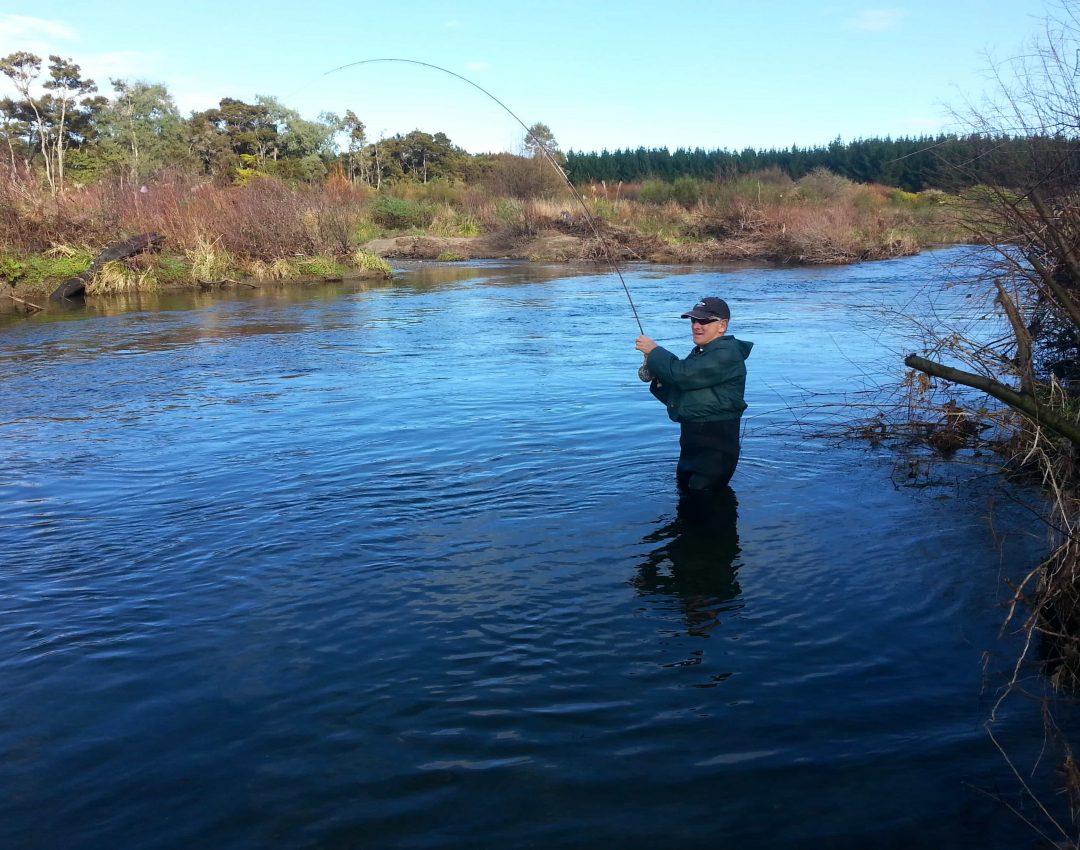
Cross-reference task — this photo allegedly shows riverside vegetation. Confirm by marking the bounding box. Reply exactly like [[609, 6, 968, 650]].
[[0, 161, 963, 301], [837, 4, 1080, 844], [0, 49, 976, 301]]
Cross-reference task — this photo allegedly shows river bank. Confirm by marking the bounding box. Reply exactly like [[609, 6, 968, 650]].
[[0, 168, 966, 306], [0, 218, 947, 308]]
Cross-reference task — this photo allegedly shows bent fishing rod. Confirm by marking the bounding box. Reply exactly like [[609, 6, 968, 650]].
[[319, 58, 653, 379]]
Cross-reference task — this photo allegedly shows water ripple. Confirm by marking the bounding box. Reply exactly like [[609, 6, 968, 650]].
[[0, 252, 1052, 850]]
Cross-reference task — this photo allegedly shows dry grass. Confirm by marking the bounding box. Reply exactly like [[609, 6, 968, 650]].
[[352, 249, 392, 278], [185, 236, 235, 282], [85, 260, 157, 294], [0, 163, 960, 284]]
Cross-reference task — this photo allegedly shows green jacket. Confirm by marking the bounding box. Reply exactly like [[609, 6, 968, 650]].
[[646, 335, 753, 423]]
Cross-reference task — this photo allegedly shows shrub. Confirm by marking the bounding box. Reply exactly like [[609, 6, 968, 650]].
[[369, 195, 433, 230], [639, 180, 674, 205], [853, 187, 888, 212], [353, 219, 381, 242], [888, 188, 921, 205], [308, 206, 359, 255], [587, 198, 616, 222], [796, 167, 854, 202], [0, 257, 26, 283], [395, 179, 465, 206], [919, 189, 951, 206], [495, 198, 527, 232], [671, 176, 702, 208]]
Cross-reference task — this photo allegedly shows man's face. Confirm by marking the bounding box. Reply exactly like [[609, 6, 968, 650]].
[[691, 317, 728, 346]]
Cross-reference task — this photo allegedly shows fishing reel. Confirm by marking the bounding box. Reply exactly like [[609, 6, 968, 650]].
[[638, 358, 652, 382]]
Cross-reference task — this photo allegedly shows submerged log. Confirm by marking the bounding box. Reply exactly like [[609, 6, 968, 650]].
[[49, 233, 165, 301], [4, 282, 43, 313]]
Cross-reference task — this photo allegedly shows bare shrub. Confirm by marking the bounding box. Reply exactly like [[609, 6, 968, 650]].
[[796, 167, 855, 202], [476, 152, 565, 200]]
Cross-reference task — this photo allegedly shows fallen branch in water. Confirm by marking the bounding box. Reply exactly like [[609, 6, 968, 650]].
[[904, 354, 1080, 447], [4, 284, 42, 313]]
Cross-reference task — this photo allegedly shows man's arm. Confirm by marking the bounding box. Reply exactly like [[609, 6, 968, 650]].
[[646, 345, 742, 390]]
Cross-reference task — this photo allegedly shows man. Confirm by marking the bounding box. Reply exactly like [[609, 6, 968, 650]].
[[635, 297, 753, 492]]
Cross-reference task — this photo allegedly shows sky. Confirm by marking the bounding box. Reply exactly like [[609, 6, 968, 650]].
[[0, 0, 1061, 155]]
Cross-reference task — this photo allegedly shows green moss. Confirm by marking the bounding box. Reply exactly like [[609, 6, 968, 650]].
[[436, 251, 466, 262], [152, 255, 190, 285], [0, 250, 93, 293]]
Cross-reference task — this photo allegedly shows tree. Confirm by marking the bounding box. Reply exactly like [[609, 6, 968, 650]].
[[0, 52, 53, 190], [202, 98, 278, 163], [375, 129, 465, 184], [42, 55, 97, 191], [185, 108, 236, 178], [524, 122, 558, 159], [0, 52, 98, 192], [0, 92, 33, 172], [903, 11, 1080, 450], [340, 109, 367, 183], [102, 79, 187, 181], [255, 95, 336, 164]]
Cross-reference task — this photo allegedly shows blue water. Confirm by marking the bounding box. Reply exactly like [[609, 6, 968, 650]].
[[0, 249, 1058, 848]]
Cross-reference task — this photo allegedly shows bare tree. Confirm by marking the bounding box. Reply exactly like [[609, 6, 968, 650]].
[[899, 5, 1080, 840]]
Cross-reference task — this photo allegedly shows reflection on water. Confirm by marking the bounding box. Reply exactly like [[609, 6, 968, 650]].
[[634, 487, 742, 638], [0, 261, 627, 327]]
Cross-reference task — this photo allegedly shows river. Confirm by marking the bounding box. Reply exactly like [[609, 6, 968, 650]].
[[0, 248, 1060, 848]]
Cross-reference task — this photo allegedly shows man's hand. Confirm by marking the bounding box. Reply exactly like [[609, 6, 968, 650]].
[[635, 335, 658, 355]]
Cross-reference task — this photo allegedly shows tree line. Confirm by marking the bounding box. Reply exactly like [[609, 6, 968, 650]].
[[0, 49, 1050, 197], [0, 51, 493, 193], [563, 135, 1049, 192]]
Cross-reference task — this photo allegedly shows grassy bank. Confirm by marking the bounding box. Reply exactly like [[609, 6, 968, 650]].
[[0, 165, 965, 298]]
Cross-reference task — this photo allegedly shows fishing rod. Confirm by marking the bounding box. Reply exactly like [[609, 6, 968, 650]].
[[319, 58, 653, 380]]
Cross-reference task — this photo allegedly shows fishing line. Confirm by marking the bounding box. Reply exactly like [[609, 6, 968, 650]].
[[318, 58, 650, 350]]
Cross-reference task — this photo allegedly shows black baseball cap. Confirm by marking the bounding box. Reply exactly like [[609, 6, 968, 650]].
[[681, 297, 730, 321]]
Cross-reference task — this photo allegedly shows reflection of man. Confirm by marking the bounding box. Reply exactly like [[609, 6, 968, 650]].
[[635, 297, 753, 492], [634, 487, 742, 637]]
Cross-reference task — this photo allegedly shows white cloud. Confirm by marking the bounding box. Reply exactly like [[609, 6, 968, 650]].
[[847, 9, 904, 32], [0, 14, 80, 77], [0, 13, 78, 43]]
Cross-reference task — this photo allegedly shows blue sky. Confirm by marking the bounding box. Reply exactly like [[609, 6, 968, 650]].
[[0, 1, 1057, 154]]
